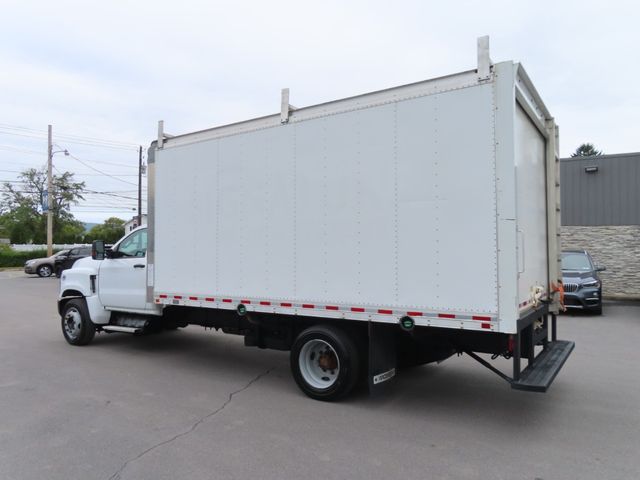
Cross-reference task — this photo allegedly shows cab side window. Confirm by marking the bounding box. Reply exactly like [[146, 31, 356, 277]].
[[117, 230, 148, 257]]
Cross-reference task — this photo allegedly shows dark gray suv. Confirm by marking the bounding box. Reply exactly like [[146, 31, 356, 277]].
[[54, 246, 92, 277], [561, 250, 605, 315]]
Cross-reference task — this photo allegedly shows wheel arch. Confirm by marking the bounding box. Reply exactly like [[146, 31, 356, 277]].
[[58, 290, 85, 315]]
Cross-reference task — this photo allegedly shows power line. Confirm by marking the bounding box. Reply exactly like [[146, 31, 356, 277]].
[[1, 165, 142, 177], [71, 209, 139, 213], [0, 130, 49, 141], [0, 123, 140, 149], [2, 149, 141, 172], [0, 145, 43, 155], [52, 144, 139, 169], [65, 172, 141, 177], [0, 130, 137, 152], [91, 188, 147, 193], [65, 153, 138, 186], [0, 184, 145, 199], [84, 191, 139, 201], [51, 164, 145, 185], [72, 206, 140, 210]]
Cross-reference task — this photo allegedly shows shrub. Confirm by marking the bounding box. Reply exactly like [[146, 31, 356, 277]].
[[0, 247, 51, 268]]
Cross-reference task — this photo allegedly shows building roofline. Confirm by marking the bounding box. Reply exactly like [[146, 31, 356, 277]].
[[561, 151, 640, 162]]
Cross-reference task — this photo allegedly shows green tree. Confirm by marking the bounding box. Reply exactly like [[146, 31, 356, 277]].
[[0, 167, 85, 243], [571, 143, 603, 157], [84, 217, 126, 243]]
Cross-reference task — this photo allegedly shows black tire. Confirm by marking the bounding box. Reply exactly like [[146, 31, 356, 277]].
[[37, 264, 53, 277], [290, 325, 360, 401], [61, 299, 96, 346], [592, 305, 603, 315]]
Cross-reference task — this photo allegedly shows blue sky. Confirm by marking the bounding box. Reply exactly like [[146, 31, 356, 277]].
[[1, 0, 638, 223]]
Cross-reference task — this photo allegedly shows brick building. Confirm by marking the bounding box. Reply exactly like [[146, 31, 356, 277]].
[[560, 152, 640, 299]]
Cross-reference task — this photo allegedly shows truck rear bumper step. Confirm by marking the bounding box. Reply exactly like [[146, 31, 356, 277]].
[[511, 340, 575, 392], [101, 325, 142, 334]]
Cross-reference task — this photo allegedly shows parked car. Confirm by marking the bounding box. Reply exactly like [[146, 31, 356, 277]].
[[54, 246, 92, 277], [561, 250, 605, 315], [24, 250, 69, 277]]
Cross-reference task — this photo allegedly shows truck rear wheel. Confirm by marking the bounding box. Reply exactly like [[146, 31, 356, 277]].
[[61, 299, 96, 346], [290, 325, 360, 401]]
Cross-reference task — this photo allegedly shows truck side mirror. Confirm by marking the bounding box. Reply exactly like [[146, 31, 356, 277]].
[[596, 265, 606, 272], [92, 240, 105, 260]]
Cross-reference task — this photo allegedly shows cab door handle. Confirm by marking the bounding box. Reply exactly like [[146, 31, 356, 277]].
[[134, 264, 145, 269]]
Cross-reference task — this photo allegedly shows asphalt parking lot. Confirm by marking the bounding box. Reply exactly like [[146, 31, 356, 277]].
[[1, 271, 639, 480]]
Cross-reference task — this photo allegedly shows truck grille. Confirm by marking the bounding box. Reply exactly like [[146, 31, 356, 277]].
[[563, 283, 579, 293]]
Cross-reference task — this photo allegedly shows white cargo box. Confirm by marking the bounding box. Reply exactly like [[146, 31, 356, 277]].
[[148, 41, 560, 335]]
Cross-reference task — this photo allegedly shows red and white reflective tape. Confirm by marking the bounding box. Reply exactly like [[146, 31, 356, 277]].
[[518, 293, 548, 310], [154, 293, 497, 330]]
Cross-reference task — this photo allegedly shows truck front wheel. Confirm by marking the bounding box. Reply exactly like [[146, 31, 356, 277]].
[[61, 299, 96, 346], [290, 325, 360, 401]]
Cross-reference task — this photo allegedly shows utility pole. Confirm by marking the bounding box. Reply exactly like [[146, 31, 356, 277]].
[[138, 145, 142, 228], [47, 125, 53, 256]]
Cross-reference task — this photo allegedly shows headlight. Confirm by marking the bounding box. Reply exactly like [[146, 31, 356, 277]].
[[583, 280, 600, 288], [25, 260, 35, 265]]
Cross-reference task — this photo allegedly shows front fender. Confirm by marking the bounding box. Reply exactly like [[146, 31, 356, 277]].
[[58, 266, 110, 324], [59, 267, 96, 299]]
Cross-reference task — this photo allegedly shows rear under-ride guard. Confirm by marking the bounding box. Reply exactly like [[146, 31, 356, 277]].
[[368, 321, 397, 395]]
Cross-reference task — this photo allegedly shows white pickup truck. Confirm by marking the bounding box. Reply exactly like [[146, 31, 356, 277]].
[[59, 38, 573, 401]]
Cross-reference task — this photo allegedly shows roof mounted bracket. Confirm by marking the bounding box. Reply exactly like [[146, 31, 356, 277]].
[[280, 88, 298, 124], [477, 35, 492, 81], [157, 120, 175, 149]]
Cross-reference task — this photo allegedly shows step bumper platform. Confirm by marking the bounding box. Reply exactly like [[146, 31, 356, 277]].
[[511, 340, 575, 392]]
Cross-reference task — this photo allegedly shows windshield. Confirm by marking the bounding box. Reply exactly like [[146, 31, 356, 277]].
[[562, 253, 592, 271]]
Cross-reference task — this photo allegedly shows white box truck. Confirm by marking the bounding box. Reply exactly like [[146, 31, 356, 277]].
[[59, 38, 573, 401]]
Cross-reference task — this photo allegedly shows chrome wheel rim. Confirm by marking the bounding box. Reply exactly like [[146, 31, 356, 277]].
[[39, 266, 51, 277], [63, 307, 82, 340], [299, 339, 340, 390]]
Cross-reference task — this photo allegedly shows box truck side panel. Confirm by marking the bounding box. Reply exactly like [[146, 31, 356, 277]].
[[217, 134, 246, 294], [424, 83, 498, 313], [259, 127, 297, 299], [342, 105, 397, 304], [217, 127, 298, 299], [295, 110, 366, 304], [193, 140, 219, 293], [319, 114, 362, 302], [155, 81, 499, 315], [396, 94, 439, 307], [155, 140, 215, 296], [230, 128, 280, 297], [514, 105, 549, 306]]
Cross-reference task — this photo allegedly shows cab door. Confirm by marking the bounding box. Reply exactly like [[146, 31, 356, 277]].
[[98, 228, 149, 310]]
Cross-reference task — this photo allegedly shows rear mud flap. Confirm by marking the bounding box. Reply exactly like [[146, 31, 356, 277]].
[[368, 322, 397, 395]]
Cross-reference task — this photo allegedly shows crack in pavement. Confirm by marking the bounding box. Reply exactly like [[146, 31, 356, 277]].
[[108, 366, 275, 480]]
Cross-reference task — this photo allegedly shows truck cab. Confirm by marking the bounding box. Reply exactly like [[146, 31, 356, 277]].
[[58, 227, 160, 344], [95, 227, 150, 312]]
